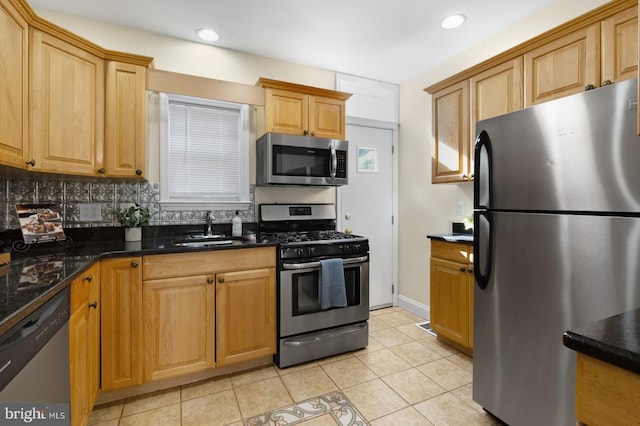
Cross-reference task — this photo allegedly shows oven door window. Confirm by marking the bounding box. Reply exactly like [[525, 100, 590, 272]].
[[272, 145, 331, 177], [291, 266, 361, 315]]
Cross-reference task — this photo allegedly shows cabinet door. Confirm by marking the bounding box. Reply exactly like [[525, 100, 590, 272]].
[[101, 257, 143, 391], [524, 24, 599, 106], [264, 88, 308, 136], [105, 61, 147, 178], [69, 305, 90, 426], [88, 268, 100, 408], [216, 268, 276, 366], [69, 264, 99, 426], [601, 6, 638, 84], [308, 95, 346, 139], [471, 58, 523, 133], [432, 80, 470, 184], [143, 275, 215, 381], [29, 29, 105, 176], [430, 257, 470, 347], [0, 0, 28, 169]]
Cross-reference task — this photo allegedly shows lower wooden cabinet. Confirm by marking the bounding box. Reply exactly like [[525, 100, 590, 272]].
[[216, 268, 277, 366], [575, 353, 640, 425], [430, 240, 474, 354], [141, 247, 277, 379], [143, 274, 215, 381], [100, 257, 143, 391], [69, 263, 100, 426]]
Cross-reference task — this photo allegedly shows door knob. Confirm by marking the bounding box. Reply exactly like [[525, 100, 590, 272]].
[[345, 228, 352, 234], [345, 213, 351, 220]]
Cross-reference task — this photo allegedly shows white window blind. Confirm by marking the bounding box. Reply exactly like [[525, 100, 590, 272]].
[[159, 94, 249, 208]]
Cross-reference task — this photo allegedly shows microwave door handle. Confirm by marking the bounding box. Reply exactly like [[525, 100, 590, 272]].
[[330, 142, 337, 178]]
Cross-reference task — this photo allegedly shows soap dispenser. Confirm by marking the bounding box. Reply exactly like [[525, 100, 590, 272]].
[[232, 210, 242, 237]]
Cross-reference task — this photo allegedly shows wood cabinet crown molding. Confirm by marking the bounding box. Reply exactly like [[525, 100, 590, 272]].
[[256, 77, 352, 100], [425, 0, 637, 94], [6, 0, 153, 67]]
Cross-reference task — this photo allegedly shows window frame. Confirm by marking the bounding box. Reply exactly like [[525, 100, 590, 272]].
[[158, 93, 250, 210]]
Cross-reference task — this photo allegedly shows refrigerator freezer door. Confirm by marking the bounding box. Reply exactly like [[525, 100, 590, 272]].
[[474, 78, 640, 213], [473, 211, 640, 426]]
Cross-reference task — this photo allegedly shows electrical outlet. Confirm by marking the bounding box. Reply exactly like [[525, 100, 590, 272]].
[[456, 201, 465, 217], [79, 203, 102, 221]]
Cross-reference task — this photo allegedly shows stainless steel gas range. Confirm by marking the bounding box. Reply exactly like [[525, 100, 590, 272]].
[[258, 204, 370, 368]]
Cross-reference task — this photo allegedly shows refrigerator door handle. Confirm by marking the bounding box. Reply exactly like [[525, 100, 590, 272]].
[[474, 210, 493, 290], [474, 130, 493, 210]]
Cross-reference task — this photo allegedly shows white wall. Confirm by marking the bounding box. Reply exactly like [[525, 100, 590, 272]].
[[396, 0, 610, 310], [38, 0, 612, 312]]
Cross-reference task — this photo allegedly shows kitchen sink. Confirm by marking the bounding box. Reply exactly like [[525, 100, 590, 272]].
[[172, 235, 249, 248]]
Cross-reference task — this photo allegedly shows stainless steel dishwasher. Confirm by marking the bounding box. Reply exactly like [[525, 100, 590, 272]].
[[0, 287, 71, 422]]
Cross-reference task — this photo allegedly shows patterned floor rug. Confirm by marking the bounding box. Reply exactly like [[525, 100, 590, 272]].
[[244, 391, 369, 425]]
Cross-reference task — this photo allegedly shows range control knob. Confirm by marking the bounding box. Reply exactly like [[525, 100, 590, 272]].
[[307, 247, 316, 256]]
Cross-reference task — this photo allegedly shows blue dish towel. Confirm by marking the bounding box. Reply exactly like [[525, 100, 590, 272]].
[[319, 258, 347, 309]]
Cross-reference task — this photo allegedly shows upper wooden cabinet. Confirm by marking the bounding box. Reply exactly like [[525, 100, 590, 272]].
[[426, 1, 638, 183], [602, 6, 638, 83], [470, 57, 524, 172], [524, 24, 600, 106], [29, 28, 105, 175], [0, 0, 153, 177], [105, 61, 147, 178], [431, 81, 470, 184], [0, 0, 28, 169], [257, 78, 351, 139], [525, 6, 638, 107]]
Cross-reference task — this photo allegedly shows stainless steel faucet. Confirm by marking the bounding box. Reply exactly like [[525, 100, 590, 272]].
[[205, 211, 215, 236]]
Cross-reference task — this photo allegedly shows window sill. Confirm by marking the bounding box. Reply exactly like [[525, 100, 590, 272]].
[[159, 201, 252, 211]]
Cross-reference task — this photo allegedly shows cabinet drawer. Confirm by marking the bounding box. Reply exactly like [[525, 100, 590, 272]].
[[143, 247, 276, 280], [431, 240, 473, 264]]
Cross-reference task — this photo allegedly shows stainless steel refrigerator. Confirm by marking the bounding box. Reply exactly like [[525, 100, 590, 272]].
[[473, 78, 640, 425]]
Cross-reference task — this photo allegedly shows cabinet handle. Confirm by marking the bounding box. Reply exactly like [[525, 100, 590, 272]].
[[468, 268, 473, 273], [88, 301, 98, 309], [459, 266, 466, 272], [135, 169, 143, 176], [218, 277, 225, 283], [26, 159, 36, 167], [601, 80, 612, 86], [83, 275, 93, 283], [131, 261, 139, 268], [310, 131, 315, 137], [584, 84, 595, 91], [207, 278, 214, 284], [97, 168, 106, 174], [303, 130, 309, 136]]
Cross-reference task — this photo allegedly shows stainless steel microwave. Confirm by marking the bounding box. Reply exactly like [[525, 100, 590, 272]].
[[256, 132, 348, 186]]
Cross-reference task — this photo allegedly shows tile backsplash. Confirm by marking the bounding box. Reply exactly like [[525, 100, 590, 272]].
[[0, 175, 255, 230]]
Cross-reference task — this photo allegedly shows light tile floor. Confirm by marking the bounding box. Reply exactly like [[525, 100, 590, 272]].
[[88, 307, 501, 425]]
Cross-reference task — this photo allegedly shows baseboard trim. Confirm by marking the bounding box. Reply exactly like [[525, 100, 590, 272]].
[[397, 295, 429, 320]]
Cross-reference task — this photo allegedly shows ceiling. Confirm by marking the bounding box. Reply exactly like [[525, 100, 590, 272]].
[[28, 0, 555, 84]]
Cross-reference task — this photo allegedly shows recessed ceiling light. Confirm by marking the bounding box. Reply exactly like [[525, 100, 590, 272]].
[[440, 14, 466, 30], [197, 28, 220, 42]]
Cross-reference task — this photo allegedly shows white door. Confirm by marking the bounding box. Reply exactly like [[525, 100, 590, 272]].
[[338, 120, 396, 309]]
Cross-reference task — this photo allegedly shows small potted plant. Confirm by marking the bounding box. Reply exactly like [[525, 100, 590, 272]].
[[113, 203, 150, 242]]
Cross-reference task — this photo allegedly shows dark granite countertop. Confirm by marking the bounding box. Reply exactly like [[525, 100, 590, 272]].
[[0, 224, 275, 336], [427, 233, 474, 243], [563, 309, 640, 375]]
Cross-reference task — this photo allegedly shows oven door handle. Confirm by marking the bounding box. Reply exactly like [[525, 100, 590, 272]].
[[281, 255, 368, 270], [283, 323, 367, 346]]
